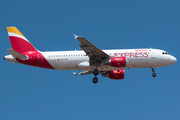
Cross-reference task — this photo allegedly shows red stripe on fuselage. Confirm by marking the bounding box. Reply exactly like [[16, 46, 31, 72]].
[[16, 52, 54, 69]]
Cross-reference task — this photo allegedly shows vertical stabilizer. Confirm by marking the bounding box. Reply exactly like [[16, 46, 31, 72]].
[[7, 27, 38, 53]]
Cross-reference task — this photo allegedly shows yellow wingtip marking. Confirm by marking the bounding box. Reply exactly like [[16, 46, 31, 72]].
[[7, 27, 25, 37]]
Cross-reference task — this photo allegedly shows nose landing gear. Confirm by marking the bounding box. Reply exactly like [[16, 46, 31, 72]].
[[151, 67, 156, 77]]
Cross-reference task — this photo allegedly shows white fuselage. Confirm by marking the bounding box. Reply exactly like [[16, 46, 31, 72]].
[[38, 48, 176, 71]]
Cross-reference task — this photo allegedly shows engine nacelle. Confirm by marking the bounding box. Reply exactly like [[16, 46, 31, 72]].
[[78, 61, 89, 69], [102, 69, 125, 80], [110, 57, 126, 67]]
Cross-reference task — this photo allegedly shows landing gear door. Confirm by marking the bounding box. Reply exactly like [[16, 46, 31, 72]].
[[151, 49, 157, 59]]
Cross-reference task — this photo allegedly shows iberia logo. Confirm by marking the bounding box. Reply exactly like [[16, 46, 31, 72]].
[[120, 58, 122, 61]]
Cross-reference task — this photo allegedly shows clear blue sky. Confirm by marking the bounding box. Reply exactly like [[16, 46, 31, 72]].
[[1, 0, 180, 120]]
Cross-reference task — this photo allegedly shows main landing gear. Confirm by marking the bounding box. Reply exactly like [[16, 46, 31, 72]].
[[151, 67, 156, 77], [93, 77, 98, 83], [92, 69, 99, 84]]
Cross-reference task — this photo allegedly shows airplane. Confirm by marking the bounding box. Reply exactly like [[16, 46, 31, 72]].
[[4, 27, 177, 84]]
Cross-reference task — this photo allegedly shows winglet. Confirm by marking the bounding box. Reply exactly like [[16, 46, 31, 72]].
[[73, 72, 78, 76], [73, 34, 79, 39]]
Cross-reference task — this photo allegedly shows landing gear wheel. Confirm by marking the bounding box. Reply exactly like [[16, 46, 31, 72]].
[[93, 77, 98, 84], [151, 67, 156, 77], [152, 73, 156, 77], [93, 69, 99, 76]]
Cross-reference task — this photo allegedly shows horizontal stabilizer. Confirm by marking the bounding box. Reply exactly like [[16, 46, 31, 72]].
[[7, 49, 28, 59]]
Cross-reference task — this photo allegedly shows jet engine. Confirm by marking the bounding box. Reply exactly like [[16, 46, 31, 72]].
[[110, 57, 126, 67], [102, 69, 125, 80]]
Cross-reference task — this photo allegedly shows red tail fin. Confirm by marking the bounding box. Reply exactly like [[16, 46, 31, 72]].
[[7, 27, 38, 54]]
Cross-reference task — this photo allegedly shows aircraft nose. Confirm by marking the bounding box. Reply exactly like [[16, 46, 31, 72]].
[[170, 56, 177, 64]]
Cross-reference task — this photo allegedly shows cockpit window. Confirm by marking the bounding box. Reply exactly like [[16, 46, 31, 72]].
[[162, 52, 168, 55]]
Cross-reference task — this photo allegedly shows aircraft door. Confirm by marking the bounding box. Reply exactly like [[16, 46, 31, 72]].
[[151, 49, 157, 59], [38, 53, 43, 62]]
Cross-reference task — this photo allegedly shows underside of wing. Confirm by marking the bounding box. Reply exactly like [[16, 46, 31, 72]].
[[73, 71, 93, 76]]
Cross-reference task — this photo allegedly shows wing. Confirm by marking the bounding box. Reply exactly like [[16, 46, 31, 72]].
[[74, 34, 109, 66], [73, 71, 93, 76]]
